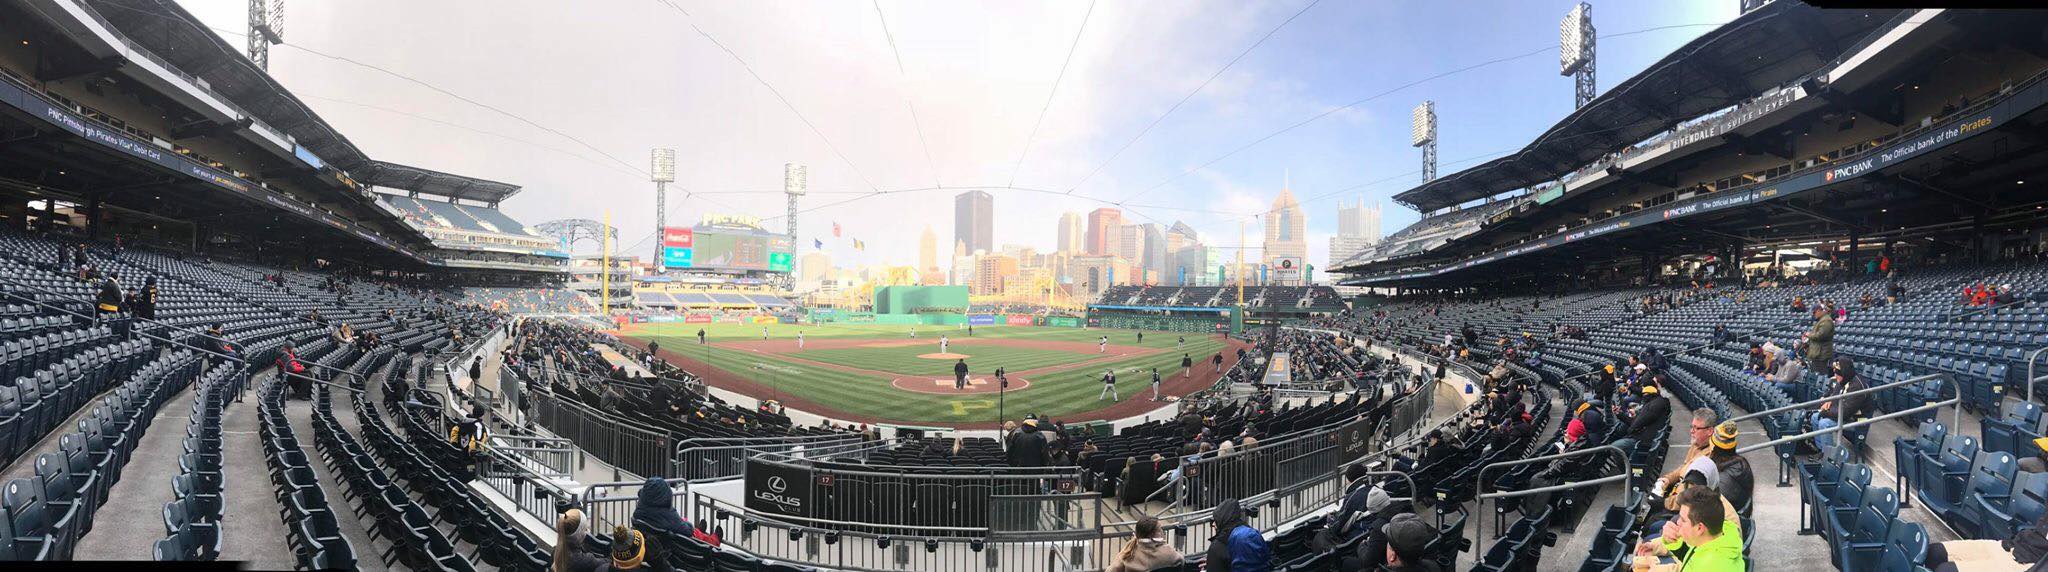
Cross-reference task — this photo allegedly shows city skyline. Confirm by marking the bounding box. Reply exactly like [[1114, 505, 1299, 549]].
[[173, 0, 1735, 282]]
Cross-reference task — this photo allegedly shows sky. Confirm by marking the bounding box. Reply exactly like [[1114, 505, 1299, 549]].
[[174, 0, 1738, 273]]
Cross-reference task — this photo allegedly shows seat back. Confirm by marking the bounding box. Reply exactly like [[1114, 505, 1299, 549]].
[[2013, 473, 2048, 528], [1854, 487, 1900, 541]]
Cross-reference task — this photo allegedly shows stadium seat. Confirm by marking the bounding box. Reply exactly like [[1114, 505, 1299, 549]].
[[1834, 486, 1899, 570], [1983, 402, 2044, 456], [1956, 451, 2019, 537], [1981, 471, 2048, 540]]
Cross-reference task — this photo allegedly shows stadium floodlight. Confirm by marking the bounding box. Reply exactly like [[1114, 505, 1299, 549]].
[[1410, 101, 1436, 147], [783, 163, 807, 196], [1560, 2, 1597, 108], [651, 148, 676, 183], [247, 0, 285, 70], [1412, 101, 1438, 182], [652, 148, 675, 272]]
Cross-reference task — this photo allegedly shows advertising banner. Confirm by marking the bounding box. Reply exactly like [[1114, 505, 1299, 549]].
[[743, 460, 813, 518], [661, 227, 694, 248], [1005, 314, 1034, 326], [714, 316, 742, 323], [778, 316, 801, 324], [968, 315, 998, 326], [662, 246, 693, 268], [683, 314, 713, 324], [1334, 416, 1372, 460], [644, 315, 678, 323], [1086, 316, 1101, 327], [751, 316, 779, 324], [1048, 316, 1081, 328]]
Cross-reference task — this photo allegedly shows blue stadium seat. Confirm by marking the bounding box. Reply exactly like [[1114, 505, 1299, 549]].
[[1894, 422, 1945, 501], [1917, 435, 1980, 518], [1834, 486, 1899, 570], [1983, 403, 2044, 456], [1983, 471, 2048, 541], [1960, 451, 2021, 538]]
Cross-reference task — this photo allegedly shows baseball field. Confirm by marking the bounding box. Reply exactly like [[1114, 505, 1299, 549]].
[[616, 322, 1246, 427]]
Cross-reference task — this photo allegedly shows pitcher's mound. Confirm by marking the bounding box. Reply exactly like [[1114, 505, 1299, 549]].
[[918, 352, 971, 360]]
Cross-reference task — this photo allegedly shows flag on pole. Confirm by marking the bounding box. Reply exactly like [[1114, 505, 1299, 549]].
[[833, 222, 842, 237], [814, 238, 824, 250], [853, 239, 865, 251]]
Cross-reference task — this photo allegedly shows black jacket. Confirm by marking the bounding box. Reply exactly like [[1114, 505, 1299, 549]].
[[1628, 393, 1671, 442], [95, 280, 123, 313], [1006, 425, 1045, 467]]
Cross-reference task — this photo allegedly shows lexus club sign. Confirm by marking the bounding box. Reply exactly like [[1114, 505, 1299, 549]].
[[745, 459, 814, 518]]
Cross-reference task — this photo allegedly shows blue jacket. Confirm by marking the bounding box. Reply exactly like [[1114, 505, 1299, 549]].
[[633, 477, 694, 538], [1226, 525, 1271, 571]]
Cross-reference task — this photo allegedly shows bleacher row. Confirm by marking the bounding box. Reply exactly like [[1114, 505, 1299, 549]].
[[631, 290, 797, 309], [379, 194, 539, 238], [1096, 285, 1345, 312]]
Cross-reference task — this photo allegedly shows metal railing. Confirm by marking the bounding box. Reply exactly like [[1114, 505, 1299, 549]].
[[2027, 346, 2048, 401], [1728, 373, 1960, 491], [526, 389, 673, 480], [1471, 444, 1630, 551], [475, 445, 580, 528], [672, 434, 868, 483], [489, 434, 578, 478]]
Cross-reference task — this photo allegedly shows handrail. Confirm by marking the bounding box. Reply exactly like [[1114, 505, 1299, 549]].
[[0, 288, 249, 367], [1735, 397, 1957, 457], [2027, 346, 2047, 401], [1470, 444, 1629, 551], [1725, 373, 1959, 433]]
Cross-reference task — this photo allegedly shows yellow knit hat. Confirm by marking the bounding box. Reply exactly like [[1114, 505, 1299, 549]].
[[1713, 422, 1738, 451]]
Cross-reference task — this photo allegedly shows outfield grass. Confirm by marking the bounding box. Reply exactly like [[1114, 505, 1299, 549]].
[[794, 344, 1085, 377], [625, 322, 1230, 424]]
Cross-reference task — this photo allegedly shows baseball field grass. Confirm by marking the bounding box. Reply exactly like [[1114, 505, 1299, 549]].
[[619, 322, 1233, 425]]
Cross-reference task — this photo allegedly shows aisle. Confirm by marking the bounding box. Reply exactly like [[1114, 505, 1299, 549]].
[[72, 380, 197, 558]]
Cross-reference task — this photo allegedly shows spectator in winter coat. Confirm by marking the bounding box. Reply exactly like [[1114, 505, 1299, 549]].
[[1204, 498, 1270, 572], [1805, 306, 1836, 371], [1628, 384, 1672, 443], [1106, 517, 1184, 572], [633, 476, 718, 547], [1006, 419, 1047, 468]]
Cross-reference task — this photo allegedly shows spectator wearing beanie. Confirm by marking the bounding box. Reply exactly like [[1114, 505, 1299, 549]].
[[1709, 422, 1756, 518]]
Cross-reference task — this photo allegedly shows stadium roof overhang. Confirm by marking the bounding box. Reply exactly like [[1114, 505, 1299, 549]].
[[1347, 72, 2048, 289], [82, 0, 377, 174], [1390, 3, 1903, 213], [358, 161, 522, 204], [0, 102, 434, 268]]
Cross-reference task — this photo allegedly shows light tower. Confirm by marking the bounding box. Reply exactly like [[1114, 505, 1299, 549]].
[[1561, 2, 1597, 109], [783, 163, 807, 240], [782, 163, 806, 290], [246, 0, 284, 71], [651, 148, 675, 272], [1411, 101, 1437, 183]]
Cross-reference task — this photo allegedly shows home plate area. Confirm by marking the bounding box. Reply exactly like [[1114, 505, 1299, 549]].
[[888, 375, 1030, 395]]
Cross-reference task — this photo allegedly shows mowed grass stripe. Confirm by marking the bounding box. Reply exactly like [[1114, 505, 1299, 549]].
[[794, 345, 1086, 377], [627, 326, 1232, 423]]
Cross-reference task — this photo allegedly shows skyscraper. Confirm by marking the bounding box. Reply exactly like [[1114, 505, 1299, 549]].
[[1329, 199, 1382, 268], [918, 226, 941, 284], [1264, 178, 1308, 284], [1085, 208, 1122, 256], [954, 191, 993, 256], [1337, 199, 1381, 240], [1056, 211, 1083, 254]]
